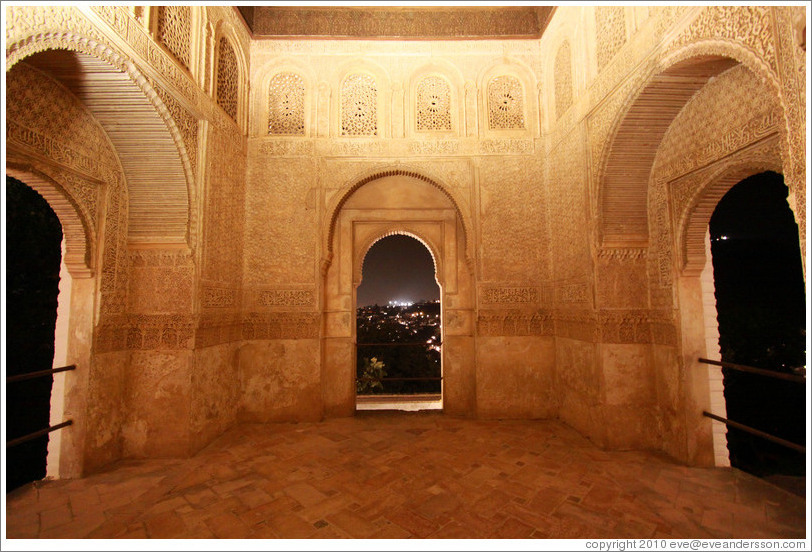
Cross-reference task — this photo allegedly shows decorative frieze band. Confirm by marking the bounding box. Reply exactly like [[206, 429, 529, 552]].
[[478, 139, 533, 155], [330, 140, 385, 156], [556, 283, 591, 303], [96, 314, 195, 352], [242, 312, 320, 340], [658, 109, 780, 183], [480, 286, 539, 305], [128, 248, 194, 267], [409, 140, 459, 155], [477, 311, 553, 337], [250, 288, 316, 309], [202, 286, 237, 308], [258, 139, 315, 157], [7, 121, 119, 186]]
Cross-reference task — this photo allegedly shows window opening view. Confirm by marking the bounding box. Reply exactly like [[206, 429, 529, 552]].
[[709, 171, 806, 495], [355, 234, 442, 411]]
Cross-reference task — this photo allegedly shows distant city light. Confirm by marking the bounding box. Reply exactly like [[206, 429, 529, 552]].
[[388, 300, 413, 307], [712, 235, 730, 242]]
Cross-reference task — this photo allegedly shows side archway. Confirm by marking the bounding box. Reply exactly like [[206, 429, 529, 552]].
[[597, 39, 786, 248], [7, 37, 196, 246], [6, 166, 95, 279]]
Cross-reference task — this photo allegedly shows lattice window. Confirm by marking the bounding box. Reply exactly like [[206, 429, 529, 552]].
[[341, 73, 377, 136], [555, 41, 573, 120], [595, 7, 626, 72], [216, 36, 239, 121], [416, 76, 452, 131], [156, 6, 191, 69], [268, 73, 305, 135], [487, 75, 525, 130]]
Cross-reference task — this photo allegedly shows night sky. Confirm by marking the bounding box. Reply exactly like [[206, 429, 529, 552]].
[[357, 234, 440, 307]]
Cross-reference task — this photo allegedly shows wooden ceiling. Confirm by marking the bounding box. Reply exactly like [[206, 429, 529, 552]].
[[236, 6, 556, 40]]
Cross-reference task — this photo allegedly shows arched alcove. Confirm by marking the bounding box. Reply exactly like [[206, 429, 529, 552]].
[[322, 171, 475, 418]]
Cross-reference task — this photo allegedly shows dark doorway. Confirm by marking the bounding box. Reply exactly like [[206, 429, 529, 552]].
[[709, 171, 806, 489], [5, 176, 64, 492], [355, 234, 442, 409]]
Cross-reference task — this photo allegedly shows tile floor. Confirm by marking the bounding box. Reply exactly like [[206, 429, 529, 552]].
[[4, 412, 808, 539]]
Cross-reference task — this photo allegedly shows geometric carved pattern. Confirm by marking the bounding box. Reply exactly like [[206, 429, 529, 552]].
[[477, 311, 553, 337], [481, 286, 538, 304], [341, 73, 377, 136], [595, 6, 626, 72], [156, 6, 191, 70], [416, 75, 452, 131], [554, 41, 573, 120], [487, 75, 525, 130], [216, 36, 239, 121], [258, 289, 314, 308], [268, 72, 306, 135]]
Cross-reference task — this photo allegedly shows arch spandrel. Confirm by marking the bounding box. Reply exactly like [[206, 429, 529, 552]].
[[677, 153, 784, 277], [321, 166, 474, 277]]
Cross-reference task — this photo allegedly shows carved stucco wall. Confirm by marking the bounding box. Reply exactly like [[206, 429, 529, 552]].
[[4, 5, 806, 474]]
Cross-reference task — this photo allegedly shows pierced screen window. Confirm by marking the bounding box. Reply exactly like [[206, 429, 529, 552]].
[[488, 75, 525, 130], [269, 73, 305, 135], [341, 73, 377, 136], [216, 37, 239, 121], [156, 6, 191, 69], [416, 76, 452, 131]]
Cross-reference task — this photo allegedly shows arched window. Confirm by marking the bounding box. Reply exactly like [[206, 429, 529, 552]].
[[416, 76, 452, 131], [216, 36, 239, 121], [268, 72, 305, 135], [156, 6, 192, 70], [487, 75, 525, 130], [341, 73, 377, 136], [554, 41, 573, 120]]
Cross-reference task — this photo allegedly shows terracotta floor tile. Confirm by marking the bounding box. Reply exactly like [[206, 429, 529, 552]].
[[144, 511, 187, 538], [5, 415, 806, 540], [325, 508, 379, 538], [204, 511, 251, 538], [385, 507, 440, 538], [38, 503, 73, 532], [264, 513, 317, 538]]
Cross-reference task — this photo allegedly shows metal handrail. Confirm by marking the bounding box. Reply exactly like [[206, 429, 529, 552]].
[[702, 411, 805, 454], [358, 342, 441, 347], [357, 376, 442, 382], [6, 420, 73, 448], [698, 358, 805, 383], [6, 364, 76, 383]]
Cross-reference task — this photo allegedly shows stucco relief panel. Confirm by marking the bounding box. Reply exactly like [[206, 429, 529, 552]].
[[244, 156, 317, 286], [478, 156, 546, 283], [202, 126, 246, 287], [548, 128, 590, 288], [655, 64, 779, 183]]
